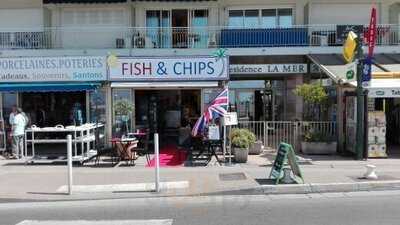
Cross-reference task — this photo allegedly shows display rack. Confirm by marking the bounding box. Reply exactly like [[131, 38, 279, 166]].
[[24, 123, 105, 164]]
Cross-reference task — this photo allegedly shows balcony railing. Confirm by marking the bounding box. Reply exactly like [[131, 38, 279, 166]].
[[0, 25, 398, 50]]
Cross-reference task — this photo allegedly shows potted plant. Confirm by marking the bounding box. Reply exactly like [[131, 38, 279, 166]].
[[301, 128, 337, 154], [249, 140, 263, 155], [230, 128, 256, 163], [113, 99, 134, 134], [294, 83, 328, 121]]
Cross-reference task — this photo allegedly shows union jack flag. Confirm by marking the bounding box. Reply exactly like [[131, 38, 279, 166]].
[[192, 88, 228, 136]]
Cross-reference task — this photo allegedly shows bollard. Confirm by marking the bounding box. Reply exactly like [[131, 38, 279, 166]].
[[154, 133, 160, 192], [364, 164, 378, 179], [67, 135, 73, 195]]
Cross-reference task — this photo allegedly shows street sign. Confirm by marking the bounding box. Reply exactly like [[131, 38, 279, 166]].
[[362, 57, 372, 87], [342, 62, 357, 83], [337, 25, 364, 44], [343, 31, 358, 63], [367, 7, 377, 57], [269, 142, 304, 184], [222, 112, 238, 126]]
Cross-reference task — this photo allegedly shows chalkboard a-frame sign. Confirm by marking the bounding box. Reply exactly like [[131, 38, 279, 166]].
[[269, 142, 304, 184]]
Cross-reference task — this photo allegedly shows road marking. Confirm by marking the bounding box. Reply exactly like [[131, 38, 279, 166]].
[[56, 181, 189, 193], [16, 219, 173, 225]]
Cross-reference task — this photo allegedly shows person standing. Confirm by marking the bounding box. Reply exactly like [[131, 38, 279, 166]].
[[11, 108, 27, 159]]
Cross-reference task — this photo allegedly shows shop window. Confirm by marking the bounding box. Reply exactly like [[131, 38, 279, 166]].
[[90, 89, 107, 147], [228, 8, 293, 28], [112, 89, 133, 138], [237, 92, 255, 121], [89, 89, 106, 124]]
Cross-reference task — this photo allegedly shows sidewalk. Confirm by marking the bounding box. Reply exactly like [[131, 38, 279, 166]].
[[1, 152, 400, 202]]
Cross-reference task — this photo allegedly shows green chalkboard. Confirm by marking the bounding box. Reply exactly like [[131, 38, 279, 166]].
[[269, 142, 304, 184]]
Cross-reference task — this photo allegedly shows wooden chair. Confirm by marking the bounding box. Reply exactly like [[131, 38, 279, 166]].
[[115, 141, 138, 166], [135, 133, 151, 165]]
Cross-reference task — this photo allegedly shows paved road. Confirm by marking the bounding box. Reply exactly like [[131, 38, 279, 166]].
[[2, 191, 400, 225]]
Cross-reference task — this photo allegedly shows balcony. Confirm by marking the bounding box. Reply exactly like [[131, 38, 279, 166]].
[[0, 25, 398, 50]]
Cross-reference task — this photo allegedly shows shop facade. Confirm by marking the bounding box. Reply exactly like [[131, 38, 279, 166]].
[[0, 56, 107, 152], [107, 55, 229, 146], [228, 56, 309, 122]]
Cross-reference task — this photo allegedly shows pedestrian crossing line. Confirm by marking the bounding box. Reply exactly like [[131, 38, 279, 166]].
[[16, 219, 173, 225]]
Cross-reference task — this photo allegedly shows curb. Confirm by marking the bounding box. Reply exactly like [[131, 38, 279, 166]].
[[252, 180, 400, 195]]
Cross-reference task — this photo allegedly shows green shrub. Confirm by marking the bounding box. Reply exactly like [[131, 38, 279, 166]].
[[230, 128, 256, 149], [303, 129, 336, 142], [294, 83, 328, 105]]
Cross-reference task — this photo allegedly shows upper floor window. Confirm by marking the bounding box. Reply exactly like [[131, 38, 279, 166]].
[[228, 8, 293, 28]]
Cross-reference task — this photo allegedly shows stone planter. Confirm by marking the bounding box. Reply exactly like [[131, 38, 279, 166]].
[[301, 141, 337, 155], [234, 147, 249, 163], [249, 141, 263, 155]]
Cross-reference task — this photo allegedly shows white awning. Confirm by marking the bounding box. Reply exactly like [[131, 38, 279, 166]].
[[110, 81, 219, 89], [308, 54, 384, 83], [350, 79, 400, 98]]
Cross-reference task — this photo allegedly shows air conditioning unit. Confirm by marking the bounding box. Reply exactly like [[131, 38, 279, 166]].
[[116, 38, 125, 48], [320, 35, 328, 46], [311, 35, 328, 46], [208, 33, 217, 48], [133, 36, 155, 48]]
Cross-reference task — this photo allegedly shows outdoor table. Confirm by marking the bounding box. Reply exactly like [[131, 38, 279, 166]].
[[131, 132, 147, 137], [111, 138, 138, 148]]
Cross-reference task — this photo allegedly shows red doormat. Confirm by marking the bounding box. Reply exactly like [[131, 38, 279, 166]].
[[146, 145, 187, 167]]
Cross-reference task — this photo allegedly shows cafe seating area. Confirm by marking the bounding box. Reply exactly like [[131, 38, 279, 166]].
[[86, 131, 227, 168]]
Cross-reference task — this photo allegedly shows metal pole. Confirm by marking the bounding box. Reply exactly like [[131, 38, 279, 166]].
[[67, 134, 73, 195], [223, 125, 226, 164], [154, 133, 160, 192], [355, 37, 365, 160]]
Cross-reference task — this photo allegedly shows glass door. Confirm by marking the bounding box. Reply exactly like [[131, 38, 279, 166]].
[[236, 91, 255, 121], [190, 9, 208, 48], [146, 10, 171, 48], [172, 9, 189, 48], [112, 89, 134, 138]]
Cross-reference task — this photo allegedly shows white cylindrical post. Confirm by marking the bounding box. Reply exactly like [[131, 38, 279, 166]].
[[228, 126, 232, 165], [67, 135, 73, 195], [154, 133, 160, 193], [223, 125, 227, 164]]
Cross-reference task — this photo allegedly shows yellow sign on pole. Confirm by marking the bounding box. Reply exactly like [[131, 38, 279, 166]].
[[343, 31, 358, 63]]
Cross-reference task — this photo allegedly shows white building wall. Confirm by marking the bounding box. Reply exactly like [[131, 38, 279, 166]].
[[0, 8, 43, 29], [46, 3, 131, 49], [309, 3, 376, 24], [0, 0, 42, 9]]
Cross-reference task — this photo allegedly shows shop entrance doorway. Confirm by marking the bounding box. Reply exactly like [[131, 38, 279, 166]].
[[20, 92, 86, 127], [135, 89, 201, 147], [375, 98, 400, 157]]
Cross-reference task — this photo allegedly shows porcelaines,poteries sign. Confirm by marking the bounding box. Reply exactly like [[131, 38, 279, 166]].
[[108, 56, 229, 81], [0, 56, 106, 82]]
